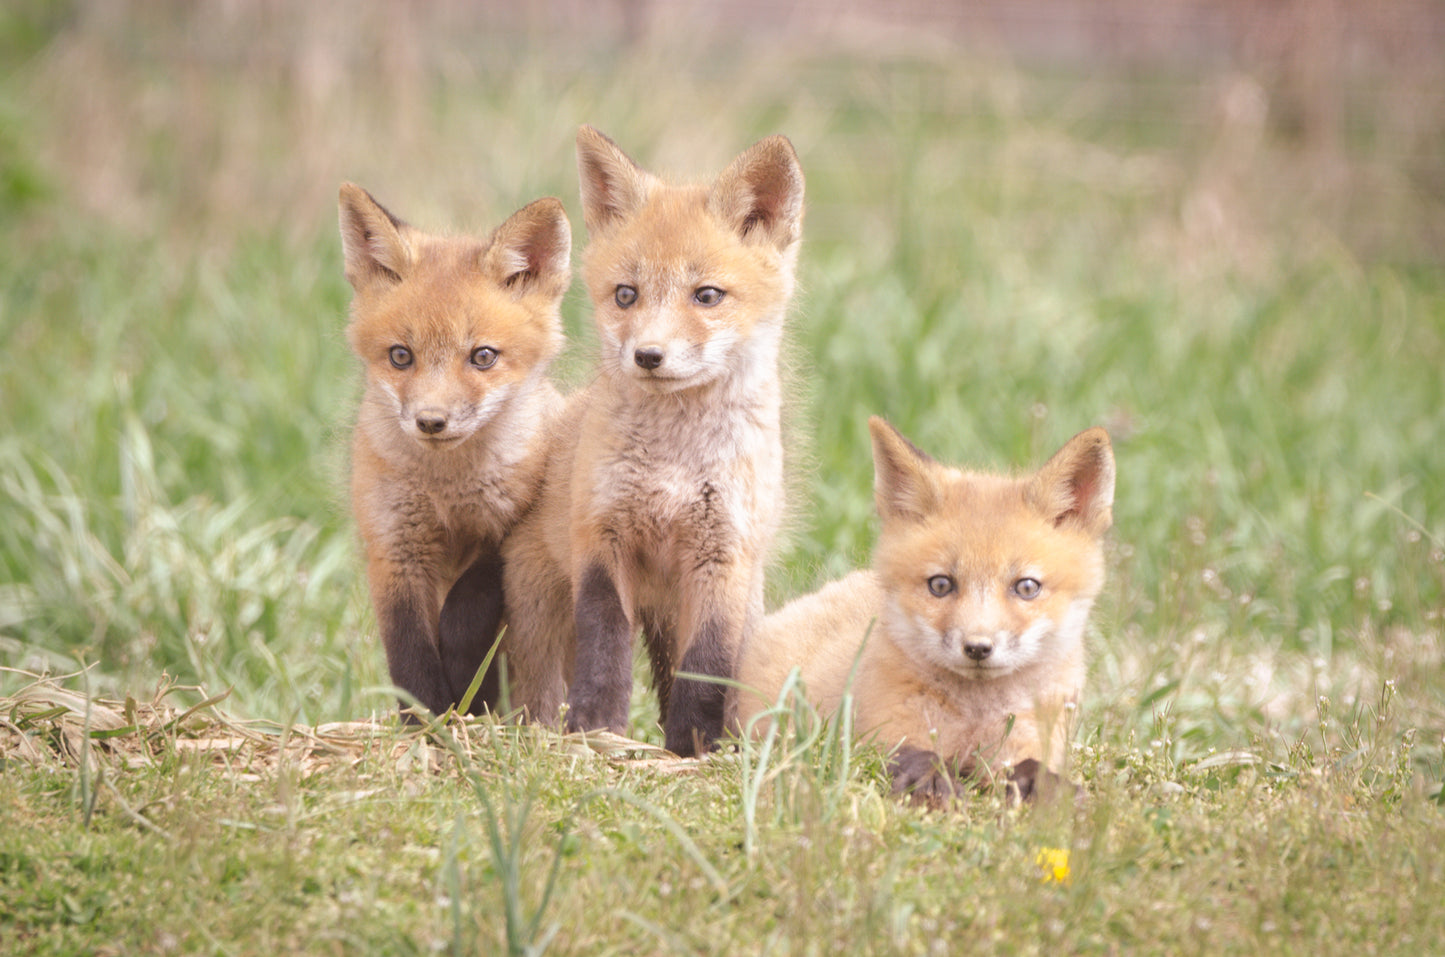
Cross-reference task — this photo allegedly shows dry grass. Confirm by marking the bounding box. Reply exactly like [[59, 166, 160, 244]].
[[0, 668, 687, 783]]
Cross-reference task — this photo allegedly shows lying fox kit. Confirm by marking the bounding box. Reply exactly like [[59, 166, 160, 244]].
[[339, 183, 570, 718], [495, 126, 804, 756], [735, 417, 1114, 804]]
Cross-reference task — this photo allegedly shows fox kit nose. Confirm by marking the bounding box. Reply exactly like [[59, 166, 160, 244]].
[[634, 345, 665, 370], [963, 640, 993, 662], [415, 411, 449, 435]]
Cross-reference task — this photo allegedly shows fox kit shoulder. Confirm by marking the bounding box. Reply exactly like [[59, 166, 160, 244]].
[[735, 417, 1114, 804], [495, 127, 804, 756], [339, 184, 570, 718]]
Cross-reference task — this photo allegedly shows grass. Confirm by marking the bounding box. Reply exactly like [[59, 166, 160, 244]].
[[3, 672, 1440, 954], [2, 2, 1444, 953]]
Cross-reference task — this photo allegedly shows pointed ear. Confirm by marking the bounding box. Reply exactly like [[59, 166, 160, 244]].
[[482, 197, 572, 299], [869, 416, 944, 523], [576, 125, 656, 235], [707, 134, 804, 251], [1028, 427, 1115, 534], [338, 183, 412, 290]]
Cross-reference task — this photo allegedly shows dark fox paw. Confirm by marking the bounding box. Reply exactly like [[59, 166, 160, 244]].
[[562, 693, 628, 738], [888, 747, 976, 809], [1004, 758, 1079, 805], [888, 751, 1076, 808]]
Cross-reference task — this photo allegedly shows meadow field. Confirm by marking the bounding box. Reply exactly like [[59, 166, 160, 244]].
[[2, 2, 1444, 953]]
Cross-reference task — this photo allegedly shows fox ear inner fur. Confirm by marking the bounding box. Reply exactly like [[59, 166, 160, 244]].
[[868, 416, 944, 525], [575, 124, 657, 235], [338, 183, 412, 290], [482, 197, 572, 298], [707, 135, 805, 251], [1029, 427, 1115, 534]]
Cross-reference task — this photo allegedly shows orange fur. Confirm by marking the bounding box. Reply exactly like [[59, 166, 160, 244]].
[[735, 418, 1114, 802], [496, 127, 804, 756], [340, 184, 570, 717]]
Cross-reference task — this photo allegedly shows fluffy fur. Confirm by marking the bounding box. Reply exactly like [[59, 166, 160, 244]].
[[340, 184, 570, 717], [734, 417, 1115, 804], [494, 126, 804, 756]]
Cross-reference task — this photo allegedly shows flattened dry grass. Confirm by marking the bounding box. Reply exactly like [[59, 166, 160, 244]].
[[0, 669, 685, 784]]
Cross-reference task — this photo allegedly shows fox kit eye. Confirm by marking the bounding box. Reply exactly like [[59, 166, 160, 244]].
[[470, 346, 499, 369], [693, 286, 725, 307], [927, 574, 955, 598], [388, 345, 413, 369], [1013, 578, 1042, 600], [615, 285, 638, 308]]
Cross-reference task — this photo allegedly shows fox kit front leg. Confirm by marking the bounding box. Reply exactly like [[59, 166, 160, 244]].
[[438, 553, 504, 714], [365, 554, 452, 718], [567, 554, 635, 736], [662, 560, 757, 755], [565, 547, 753, 755]]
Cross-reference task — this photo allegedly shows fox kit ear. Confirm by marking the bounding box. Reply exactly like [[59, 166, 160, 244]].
[[869, 416, 944, 523], [338, 183, 411, 290], [483, 197, 572, 299], [708, 135, 805, 252], [576, 125, 656, 235], [1028, 427, 1115, 535]]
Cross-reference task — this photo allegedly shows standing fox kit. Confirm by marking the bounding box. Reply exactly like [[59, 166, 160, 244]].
[[339, 183, 570, 718], [735, 418, 1114, 803], [498, 126, 804, 756]]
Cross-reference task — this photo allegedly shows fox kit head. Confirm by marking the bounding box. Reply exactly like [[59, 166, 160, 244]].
[[339, 184, 570, 449], [575, 125, 804, 394], [868, 417, 1114, 682]]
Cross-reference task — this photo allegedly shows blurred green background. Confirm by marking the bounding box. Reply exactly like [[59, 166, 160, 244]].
[[1, 0, 1441, 767]]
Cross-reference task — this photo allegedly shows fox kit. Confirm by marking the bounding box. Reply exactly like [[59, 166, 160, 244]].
[[339, 183, 570, 718], [495, 126, 804, 756], [735, 417, 1114, 804]]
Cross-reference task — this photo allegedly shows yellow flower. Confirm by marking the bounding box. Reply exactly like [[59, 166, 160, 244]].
[[1035, 847, 1071, 884]]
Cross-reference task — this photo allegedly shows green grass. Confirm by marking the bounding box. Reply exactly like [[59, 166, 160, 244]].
[[2, 3, 1444, 953], [3, 675, 1440, 955]]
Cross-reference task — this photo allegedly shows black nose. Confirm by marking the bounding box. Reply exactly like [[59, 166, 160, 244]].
[[634, 346, 664, 370], [963, 641, 993, 661], [416, 413, 448, 435]]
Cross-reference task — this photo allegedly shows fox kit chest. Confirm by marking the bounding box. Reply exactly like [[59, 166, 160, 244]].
[[578, 394, 779, 561], [356, 445, 513, 551]]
